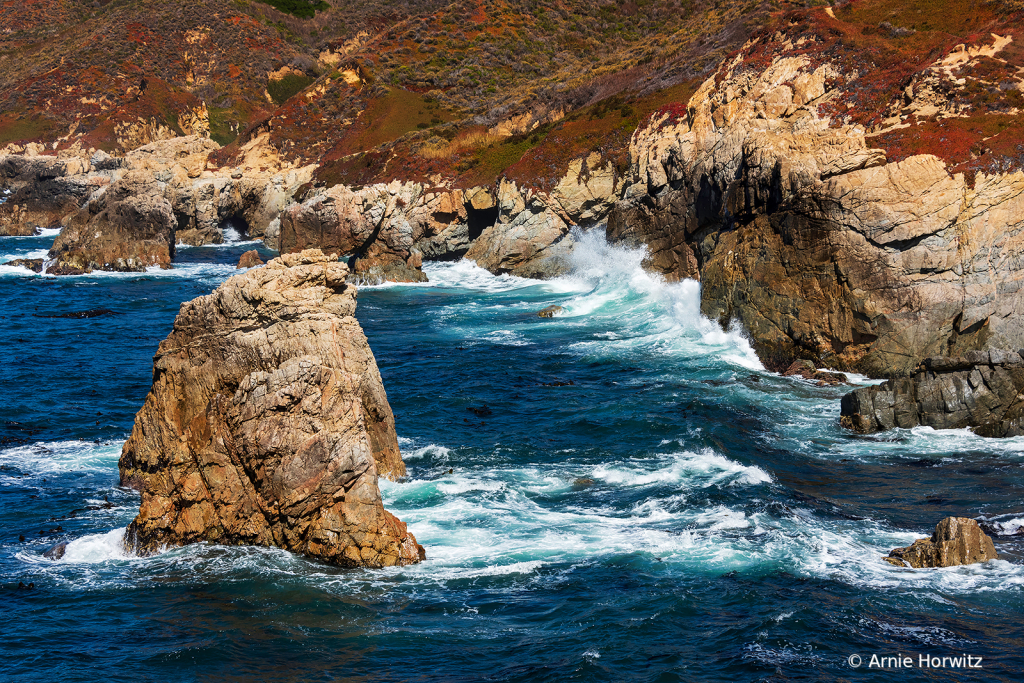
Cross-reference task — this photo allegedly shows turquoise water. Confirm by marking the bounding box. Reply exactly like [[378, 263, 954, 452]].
[[1, 229, 1022, 681]]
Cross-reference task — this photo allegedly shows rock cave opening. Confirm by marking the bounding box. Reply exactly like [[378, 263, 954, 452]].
[[466, 203, 499, 242]]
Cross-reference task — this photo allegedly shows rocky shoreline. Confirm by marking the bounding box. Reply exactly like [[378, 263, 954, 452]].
[[840, 350, 1024, 438]]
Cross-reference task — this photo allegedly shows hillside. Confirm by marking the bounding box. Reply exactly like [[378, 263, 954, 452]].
[[1, 0, 1022, 196]]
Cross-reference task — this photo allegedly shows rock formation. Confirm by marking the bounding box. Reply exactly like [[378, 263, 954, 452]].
[[1, 136, 312, 274], [47, 171, 177, 274], [0, 154, 94, 236], [609, 39, 1024, 378], [276, 177, 583, 283], [118, 249, 424, 567], [884, 517, 998, 568], [840, 350, 1024, 437], [236, 250, 264, 269]]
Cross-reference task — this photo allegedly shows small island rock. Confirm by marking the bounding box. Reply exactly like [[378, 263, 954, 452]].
[[119, 249, 424, 567], [885, 517, 997, 568]]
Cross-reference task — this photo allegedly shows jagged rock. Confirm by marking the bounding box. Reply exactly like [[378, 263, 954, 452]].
[[48, 171, 177, 274], [781, 360, 848, 387], [537, 305, 563, 318], [236, 250, 264, 269], [610, 49, 1024, 378], [2, 258, 44, 273], [885, 517, 997, 568], [464, 178, 575, 279], [278, 182, 429, 284], [118, 249, 423, 567], [0, 154, 94, 236], [840, 350, 1024, 437]]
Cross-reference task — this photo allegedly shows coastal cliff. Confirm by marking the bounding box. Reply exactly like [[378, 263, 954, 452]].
[[118, 249, 423, 567], [608, 28, 1024, 378]]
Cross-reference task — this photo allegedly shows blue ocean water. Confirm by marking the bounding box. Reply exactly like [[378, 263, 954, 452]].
[[1, 228, 1022, 682]]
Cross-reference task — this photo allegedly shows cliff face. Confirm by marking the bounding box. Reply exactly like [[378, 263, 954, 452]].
[[119, 249, 423, 567], [841, 350, 1024, 437], [609, 28, 1024, 377]]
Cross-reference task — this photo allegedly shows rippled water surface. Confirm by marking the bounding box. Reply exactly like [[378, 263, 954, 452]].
[[1, 230, 1022, 682]]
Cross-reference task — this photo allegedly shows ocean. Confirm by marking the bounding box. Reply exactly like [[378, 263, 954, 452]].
[[1, 228, 1022, 682]]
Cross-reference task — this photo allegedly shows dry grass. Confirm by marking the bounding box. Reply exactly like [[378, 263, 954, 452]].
[[418, 128, 505, 159]]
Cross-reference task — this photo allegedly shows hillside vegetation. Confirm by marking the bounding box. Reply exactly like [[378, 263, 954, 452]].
[[1, 0, 1022, 191]]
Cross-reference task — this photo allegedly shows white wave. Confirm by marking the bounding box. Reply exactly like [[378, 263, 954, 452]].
[[37, 227, 61, 237], [401, 442, 452, 461], [58, 528, 131, 564], [0, 440, 123, 476], [547, 229, 763, 370], [591, 449, 773, 489]]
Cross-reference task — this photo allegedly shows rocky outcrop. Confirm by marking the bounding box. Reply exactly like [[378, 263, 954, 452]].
[[119, 249, 423, 567], [48, 171, 177, 273], [0, 154, 95, 236], [885, 517, 998, 568], [464, 178, 576, 279], [840, 350, 1024, 437], [237, 250, 264, 269], [609, 47, 1024, 378], [278, 170, 607, 282], [2, 136, 312, 273]]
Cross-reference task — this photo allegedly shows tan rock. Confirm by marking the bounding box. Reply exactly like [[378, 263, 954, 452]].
[[119, 249, 423, 567], [236, 249, 264, 269], [886, 518, 998, 568]]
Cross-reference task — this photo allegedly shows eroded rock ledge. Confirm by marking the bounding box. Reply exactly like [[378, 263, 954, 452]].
[[840, 350, 1024, 437], [119, 249, 423, 567]]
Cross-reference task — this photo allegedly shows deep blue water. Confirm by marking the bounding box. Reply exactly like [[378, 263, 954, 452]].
[[1, 230, 1023, 682]]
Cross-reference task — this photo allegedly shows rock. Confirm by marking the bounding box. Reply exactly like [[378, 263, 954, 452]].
[[236, 250, 264, 269], [48, 171, 177, 274], [885, 517, 997, 568], [0, 154, 94, 236], [840, 351, 1024, 436], [43, 542, 68, 560], [118, 249, 424, 567], [537, 305, 563, 318], [571, 477, 595, 489], [35, 308, 117, 319], [781, 360, 848, 387], [2, 258, 43, 273], [464, 179, 574, 279]]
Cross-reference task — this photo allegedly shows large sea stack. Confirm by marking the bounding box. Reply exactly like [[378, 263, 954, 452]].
[[119, 249, 424, 567]]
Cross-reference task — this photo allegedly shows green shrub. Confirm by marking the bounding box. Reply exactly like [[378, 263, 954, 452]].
[[267, 73, 315, 104], [258, 0, 328, 20]]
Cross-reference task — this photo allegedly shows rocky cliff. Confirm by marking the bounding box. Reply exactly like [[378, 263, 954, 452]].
[[609, 27, 1024, 377], [118, 249, 423, 567], [840, 350, 1024, 437]]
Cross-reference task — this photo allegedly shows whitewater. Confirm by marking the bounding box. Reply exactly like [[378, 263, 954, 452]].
[[1, 228, 1021, 682]]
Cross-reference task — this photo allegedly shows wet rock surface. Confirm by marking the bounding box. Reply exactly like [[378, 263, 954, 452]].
[[885, 517, 998, 568], [840, 350, 1024, 437], [118, 249, 424, 567]]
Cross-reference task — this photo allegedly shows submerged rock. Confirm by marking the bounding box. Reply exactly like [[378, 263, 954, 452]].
[[840, 350, 1024, 437], [885, 517, 997, 568], [236, 249, 264, 269], [537, 305, 563, 318], [119, 249, 424, 567], [43, 542, 68, 560]]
